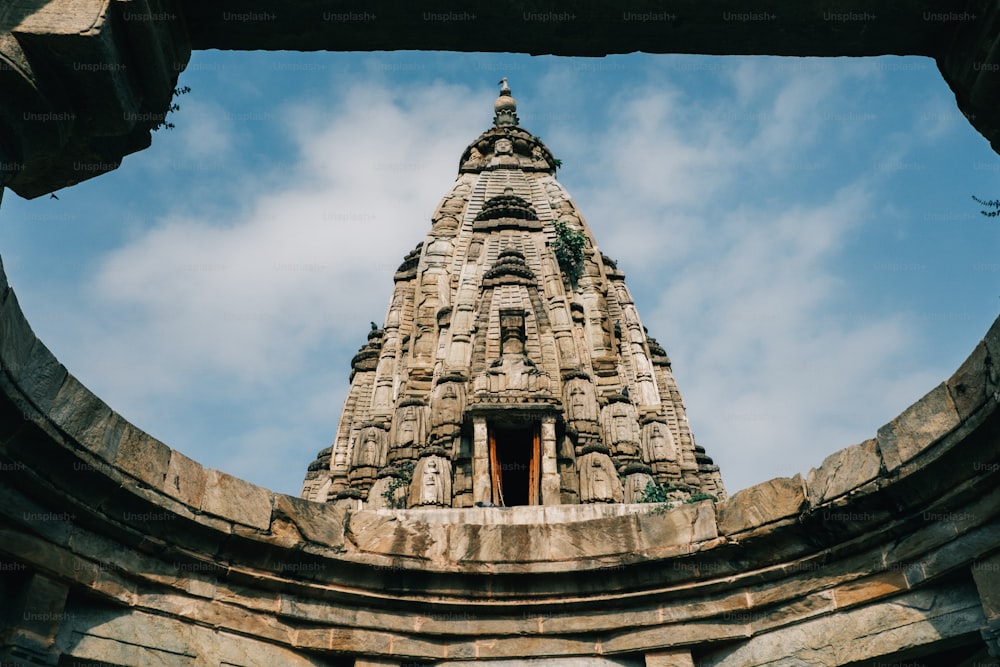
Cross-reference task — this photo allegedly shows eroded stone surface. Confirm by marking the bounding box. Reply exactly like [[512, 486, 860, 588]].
[[947, 341, 990, 420], [806, 439, 881, 506], [877, 383, 960, 471], [200, 469, 272, 530], [718, 475, 807, 535]]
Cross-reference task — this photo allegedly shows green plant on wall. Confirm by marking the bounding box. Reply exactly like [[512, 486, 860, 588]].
[[637, 480, 674, 504], [686, 492, 717, 504], [153, 85, 191, 131], [552, 220, 587, 287], [382, 461, 414, 509]]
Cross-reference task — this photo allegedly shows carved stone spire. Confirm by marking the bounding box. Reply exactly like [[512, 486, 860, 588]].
[[301, 84, 726, 509], [493, 77, 519, 128]]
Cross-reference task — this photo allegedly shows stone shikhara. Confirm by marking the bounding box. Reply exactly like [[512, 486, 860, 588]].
[[300, 82, 724, 510]]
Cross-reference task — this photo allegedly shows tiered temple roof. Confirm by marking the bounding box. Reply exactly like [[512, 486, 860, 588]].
[[302, 80, 725, 508]]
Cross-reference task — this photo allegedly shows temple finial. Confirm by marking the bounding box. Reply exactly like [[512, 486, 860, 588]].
[[493, 78, 518, 128]]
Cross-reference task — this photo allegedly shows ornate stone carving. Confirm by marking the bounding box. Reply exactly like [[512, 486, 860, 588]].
[[623, 470, 655, 503], [601, 398, 640, 459], [563, 374, 599, 423], [431, 378, 466, 430], [390, 400, 429, 452], [352, 424, 388, 469], [642, 420, 677, 463], [408, 454, 453, 507], [302, 80, 725, 506], [578, 451, 624, 503]]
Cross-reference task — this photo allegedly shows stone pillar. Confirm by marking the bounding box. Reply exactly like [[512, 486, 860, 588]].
[[540, 415, 560, 505], [472, 417, 491, 505], [972, 553, 1000, 656], [645, 648, 695, 667]]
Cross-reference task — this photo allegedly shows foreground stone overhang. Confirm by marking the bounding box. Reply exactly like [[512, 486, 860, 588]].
[[2, 0, 1000, 200], [0, 249, 998, 664]]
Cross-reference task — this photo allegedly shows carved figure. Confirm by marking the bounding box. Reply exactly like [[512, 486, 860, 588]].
[[624, 472, 654, 503], [431, 381, 466, 428], [353, 426, 386, 468], [602, 401, 639, 457], [578, 452, 623, 503], [563, 377, 598, 422], [409, 455, 453, 507], [390, 401, 429, 450], [643, 422, 676, 463]]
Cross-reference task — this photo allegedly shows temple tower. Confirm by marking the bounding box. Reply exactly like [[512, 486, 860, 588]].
[[302, 81, 725, 508]]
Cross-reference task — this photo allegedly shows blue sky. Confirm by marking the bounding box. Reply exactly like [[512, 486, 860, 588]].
[[1, 50, 997, 498]]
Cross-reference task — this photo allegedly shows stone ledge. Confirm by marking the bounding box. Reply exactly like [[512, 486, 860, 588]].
[[48, 373, 118, 463], [0, 288, 39, 386], [114, 423, 170, 489], [200, 469, 273, 530], [717, 475, 808, 536], [877, 382, 960, 472], [806, 438, 881, 507], [947, 340, 990, 420]]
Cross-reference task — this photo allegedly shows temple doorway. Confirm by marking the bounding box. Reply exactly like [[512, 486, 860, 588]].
[[489, 424, 540, 506]]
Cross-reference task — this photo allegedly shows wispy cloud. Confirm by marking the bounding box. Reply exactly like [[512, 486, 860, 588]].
[[2, 54, 989, 498]]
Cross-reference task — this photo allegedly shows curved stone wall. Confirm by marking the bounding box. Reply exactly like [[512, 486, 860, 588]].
[[0, 253, 998, 665]]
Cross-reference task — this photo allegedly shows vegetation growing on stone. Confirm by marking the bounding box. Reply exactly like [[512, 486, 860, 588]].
[[382, 461, 414, 509], [153, 85, 191, 131], [552, 220, 587, 287]]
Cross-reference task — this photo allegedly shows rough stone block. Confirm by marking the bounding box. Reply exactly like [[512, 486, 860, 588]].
[[972, 552, 1000, 620], [717, 475, 807, 536], [18, 337, 67, 416], [832, 569, 908, 608], [635, 502, 717, 552], [201, 469, 272, 530], [806, 438, 881, 506], [876, 382, 960, 472], [645, 648, 695, 667], [984, 314, 1000, 395], [165, 449, 206, 508], [114, 422, 170, 489], [946, 340, 990, 420], [270, 494, 346, 550], [0, 288, 38, 384], [47, 374, 118, 460]]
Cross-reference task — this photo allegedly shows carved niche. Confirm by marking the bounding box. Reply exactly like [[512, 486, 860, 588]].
[[431, 377, 467, 431], [578, 451, 624, 503], [408, 454, 453, 507], [642, 419, 677, 464], [601, 397, 640, 459], [623, 469, 655, 504], [389, 399, 429, 461], [562, 374, 599, 424], [352, 423, 388, 469]]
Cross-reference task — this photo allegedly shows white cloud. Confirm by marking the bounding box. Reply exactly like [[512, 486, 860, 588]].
[[563, 65, 941, 494], [88, 81, 485, 397]]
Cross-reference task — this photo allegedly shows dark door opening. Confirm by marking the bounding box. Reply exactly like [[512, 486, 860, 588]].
[[489, 424, 540, 506]]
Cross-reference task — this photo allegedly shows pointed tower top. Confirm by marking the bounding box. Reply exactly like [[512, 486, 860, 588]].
[[494, 77, 519, 128]]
